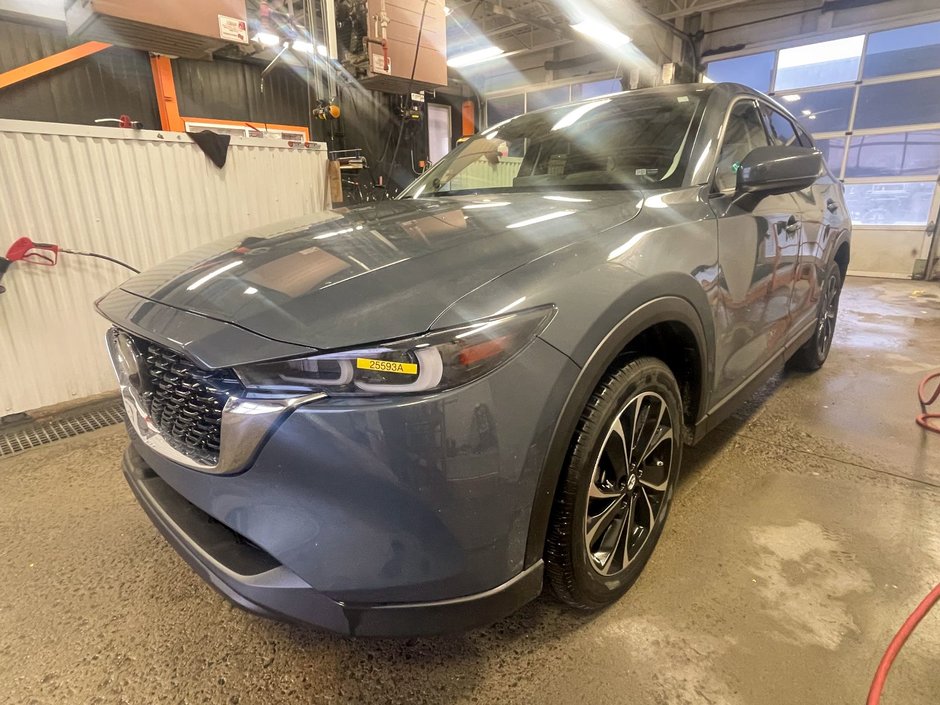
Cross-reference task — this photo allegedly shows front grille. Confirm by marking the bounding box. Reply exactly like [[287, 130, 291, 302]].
[[133, 337, 241, 464]]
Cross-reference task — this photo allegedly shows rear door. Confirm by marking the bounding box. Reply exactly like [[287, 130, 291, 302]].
[[709, 98, 803, 402]]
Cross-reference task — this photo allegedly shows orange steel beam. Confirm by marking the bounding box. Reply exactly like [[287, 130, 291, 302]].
[[461, 100, 475, 136], [150, 55, 185, 132], [0, 41, 111, 90]]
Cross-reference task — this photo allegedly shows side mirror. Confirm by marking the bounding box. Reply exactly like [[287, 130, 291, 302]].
[[737, 146, 823, 195]]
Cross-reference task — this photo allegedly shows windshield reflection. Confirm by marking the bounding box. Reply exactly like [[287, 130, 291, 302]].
[[401, 90, 704, 199]]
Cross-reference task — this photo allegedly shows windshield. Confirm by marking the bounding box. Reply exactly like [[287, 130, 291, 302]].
[[402, 91, 704, 198]]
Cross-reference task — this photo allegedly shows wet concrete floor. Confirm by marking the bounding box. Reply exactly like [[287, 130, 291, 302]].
[[1, 277, 938, 705]]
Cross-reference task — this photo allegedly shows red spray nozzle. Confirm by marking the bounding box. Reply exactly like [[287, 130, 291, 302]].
[[5, 237, 59, 266]]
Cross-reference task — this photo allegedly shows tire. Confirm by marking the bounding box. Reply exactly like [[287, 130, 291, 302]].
[[545, 357, 683, 609], [787, 261, 843, 372]]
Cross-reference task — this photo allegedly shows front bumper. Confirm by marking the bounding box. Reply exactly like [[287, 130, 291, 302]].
[[124, 447, 544, 636], [117, 332, 579, 634]]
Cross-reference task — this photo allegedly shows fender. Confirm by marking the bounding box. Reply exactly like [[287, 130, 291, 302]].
[[524, 295, 711, 568]]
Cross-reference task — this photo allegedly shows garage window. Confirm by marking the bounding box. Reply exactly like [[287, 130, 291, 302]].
[[774, 87, 854, 134], [486, 94, 524, 127], [572, 79, 622, 100], [774, 35, 864, 91], [813, 137, 846, 176], [843, 182, 936, 225], [863, 20, 940, 78], [844, 131, 940, 178], [525, 85, 571, 112], [854, 76, 940, 129], [705, 51, 775, 92]]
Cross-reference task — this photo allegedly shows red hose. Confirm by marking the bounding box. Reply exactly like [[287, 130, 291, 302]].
[[867, 582, 940, 705], [917, 371, 940, 434]]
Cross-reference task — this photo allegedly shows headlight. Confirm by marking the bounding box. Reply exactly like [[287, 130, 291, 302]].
[[234, 305, 556, 396]]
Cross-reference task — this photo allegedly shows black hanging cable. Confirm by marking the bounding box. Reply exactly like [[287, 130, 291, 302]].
[[386, 0, 431, 186], [59, 249, 140, 274]]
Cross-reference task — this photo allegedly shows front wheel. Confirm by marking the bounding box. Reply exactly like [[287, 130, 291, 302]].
[[788, 262, 842, 372], [545, 357, 683, 609]]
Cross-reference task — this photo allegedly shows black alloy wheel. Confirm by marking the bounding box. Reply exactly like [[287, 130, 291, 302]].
[[546, 357, 682, 609]]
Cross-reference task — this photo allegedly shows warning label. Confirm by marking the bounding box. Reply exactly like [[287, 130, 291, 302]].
[[218, 15, 248, 44], [372, 52, 391, 75]]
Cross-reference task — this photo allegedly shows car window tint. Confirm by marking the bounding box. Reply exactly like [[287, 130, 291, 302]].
[[763, 106, 801, 147], [715, 100, 769, 191]]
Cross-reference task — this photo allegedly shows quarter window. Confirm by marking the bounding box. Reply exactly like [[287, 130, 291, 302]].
[[715, 100, 770, 191], [762, 106, 801, 147]]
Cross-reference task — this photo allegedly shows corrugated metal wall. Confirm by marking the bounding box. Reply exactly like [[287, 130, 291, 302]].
[[174, 57, 314, 130], [0, 119, 331, 416], [451, 157, 523, 190]]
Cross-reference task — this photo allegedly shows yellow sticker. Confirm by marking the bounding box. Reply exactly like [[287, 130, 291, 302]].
[[356, 358, 418, 375]]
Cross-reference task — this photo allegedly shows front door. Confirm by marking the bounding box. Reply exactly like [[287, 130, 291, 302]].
[[709, 98, 802, 402]]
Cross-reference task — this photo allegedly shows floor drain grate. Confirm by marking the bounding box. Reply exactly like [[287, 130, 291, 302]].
[[0, 403, 125, 458]]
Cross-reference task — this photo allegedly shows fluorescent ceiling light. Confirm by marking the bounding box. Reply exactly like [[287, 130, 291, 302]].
[[552, 98, 610, 131], [781, 94, 802, 102], [253, 32, 281, 47], [447, 46, 505, 68], [317, 44, 329, 56], [801, 109, 812, 116], [506, 210, 576, 229], [571, 19, 631, 48], [293, 40, 314, 53], [244, 287, 258, 295]]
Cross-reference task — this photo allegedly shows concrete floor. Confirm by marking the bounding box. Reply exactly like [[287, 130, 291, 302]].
[[1, 277, 938, 705]]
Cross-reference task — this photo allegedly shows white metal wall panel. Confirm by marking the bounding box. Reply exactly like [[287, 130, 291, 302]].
[[0, 119, 330, 416], [450, 157, 523, 191]]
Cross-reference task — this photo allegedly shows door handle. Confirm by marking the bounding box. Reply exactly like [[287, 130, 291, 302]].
[[826, 198, 839, 213], [785, 216, 800, 234]]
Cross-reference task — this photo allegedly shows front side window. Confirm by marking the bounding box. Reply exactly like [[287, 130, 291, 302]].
[[401, 92, 704, 197], [763, 106, 801, 147], [714, 100, 770, 192]]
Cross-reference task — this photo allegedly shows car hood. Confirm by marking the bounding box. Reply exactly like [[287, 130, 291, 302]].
[[119, 192, 641, 350]]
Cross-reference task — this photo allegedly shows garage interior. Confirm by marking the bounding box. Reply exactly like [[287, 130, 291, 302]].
[[0, 0, 938, 703]]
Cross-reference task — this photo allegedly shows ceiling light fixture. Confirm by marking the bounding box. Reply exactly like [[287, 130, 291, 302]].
[[447, 46, 505, 68], [571, 19, 631, 48], [253, 32, 281, 47], [292, 40, 314, 53], [781, 94, 802, 102]]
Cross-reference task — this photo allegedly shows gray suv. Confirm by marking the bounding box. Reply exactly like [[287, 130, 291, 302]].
[[98, 83, 850, 636]]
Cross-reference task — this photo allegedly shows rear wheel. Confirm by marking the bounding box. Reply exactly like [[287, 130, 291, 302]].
[[545, 357, 682, 609], [787, 262, 842, 372]]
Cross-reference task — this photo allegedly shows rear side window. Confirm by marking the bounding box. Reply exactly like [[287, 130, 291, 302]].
[[715, 99, 770, 191], [762, 106, 801, 147]]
